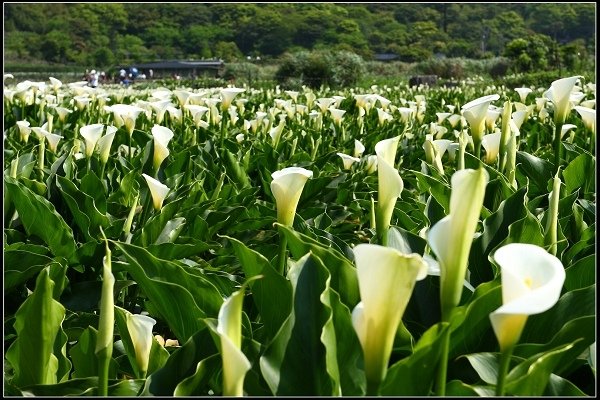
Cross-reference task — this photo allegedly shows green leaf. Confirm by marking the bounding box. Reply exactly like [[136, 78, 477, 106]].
[[5, 267, 67, 387], [515, 151, 553, 197], [502, 207, 545, 246], [463, 352, 499, 384], [222, 148, 250, 188], [69, 326, 117, 379], [380, 322, 450, 395], [412, 170, 450, 213], [113, 242, 224, 342], [19, 377, 144, 396], [505, 342, 576, 396], [448, 279, 502, 359], [521, 285, 595, 345], [4, 248, 53, 291], [446, 379, 495, 396], [277, 223, 360, 308], [226, 236, 292, 340], [544, 374, 588, 396], [4, 177, 78, 263], [173, 354, 221, 396], [564, 254, 595, 291], [259, 253, 334, 396], [514, 315, 595, 376], [143, 327, 218, 396], [563, 152, 595, 195]]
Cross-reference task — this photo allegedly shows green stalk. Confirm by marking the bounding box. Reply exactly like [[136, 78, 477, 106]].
[[122, 194, 140, 243], [553, 122, 562, 174], [128, 132, 133, 164], [96, 234, 114, 397], [37, 140, 45, 180], [435, 323, 451, 396], [276, 233, 288, 276], [495, 347, 514, 396]]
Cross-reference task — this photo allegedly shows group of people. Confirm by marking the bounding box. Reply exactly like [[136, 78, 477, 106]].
[[83, 69, 107, 88], [83, 67, 154, 87]]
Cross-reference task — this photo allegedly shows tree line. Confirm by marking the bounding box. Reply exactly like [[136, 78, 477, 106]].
[[4, 3, 595, 68]]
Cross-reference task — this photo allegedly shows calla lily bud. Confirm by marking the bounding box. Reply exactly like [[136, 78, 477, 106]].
[[126, 313, 156, 377], [80, 123, 105, 158], [490, 243, 565, 351], [270, 167, 313, 226], [352, 244, 428, 392], [96, 241, 115, 355], [365, 154, 378, 174], [216, 283, 252, 396], [375, 136, 402, 245], [544, 171, 562, 256], [428, 168, 489, 320], [45, 132, 64, 153], [142, 173, 170, 211]]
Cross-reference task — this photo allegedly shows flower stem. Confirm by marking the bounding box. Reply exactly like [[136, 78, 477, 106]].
[[553, 123, 562, 174], [97, 347, 110, 396], [495, 347, 513, 396], [277, 233, 288, 276], [435, 324, 451, 396]]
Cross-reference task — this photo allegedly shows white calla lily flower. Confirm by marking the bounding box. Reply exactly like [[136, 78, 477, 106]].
[[80, 123, 105, 158], [354, 139, 366, 158], [270, 167, 313, 226], [97, 126, 117, 165], [16, 120, 31, 143], [490, 243, 565, 351], [461, 94, 500, 155], [352, 244, 428, 392], [220, 88, 245, 111], [126, 313, 157, 377], [337, 152, 361, 170], [142, 173, 170, 211], [151, 125, 174, 173], [481, 132, 502, 165], [544, 76, 582, 125]]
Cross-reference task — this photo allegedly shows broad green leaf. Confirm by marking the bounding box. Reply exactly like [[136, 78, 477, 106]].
[[5, 267, 67, 387], [515, 151, 553, 197], [4, 248, 53, 291], [501, 207, 545, 247], [463, 352, 500, 384], [544, 373, 588, 396], [222, 148, 250, 188], [226, 236, 292, 340], [520, 285, 595, 345], [173, 354, 221, 396], [564, 254, 595, 291], [412, 170, 450, 213], [446, 380, 495, 396], [514, 315, 595, 376], [113, 242, 224, 342], [69, 326, 117, 379], [142, 327, 218, 396], [20, 377, 144, 396], [145, 238, 215, 260], [448, 279, 502, 359], [259, 253, 334, 396], [4, 177, 78, 263], [563, 152, 595, 195], [277, 223, 360, 308], [505, 342, 576, 396], [380, 322, 450, 395]]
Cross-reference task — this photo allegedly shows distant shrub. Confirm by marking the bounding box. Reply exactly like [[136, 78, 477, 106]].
[[488, 57, 511, 79], [415, 58, 465, 79], [275, 49, 365, 89]]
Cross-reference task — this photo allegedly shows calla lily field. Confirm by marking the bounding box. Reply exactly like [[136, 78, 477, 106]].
[[3, 74, 596, 396]]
